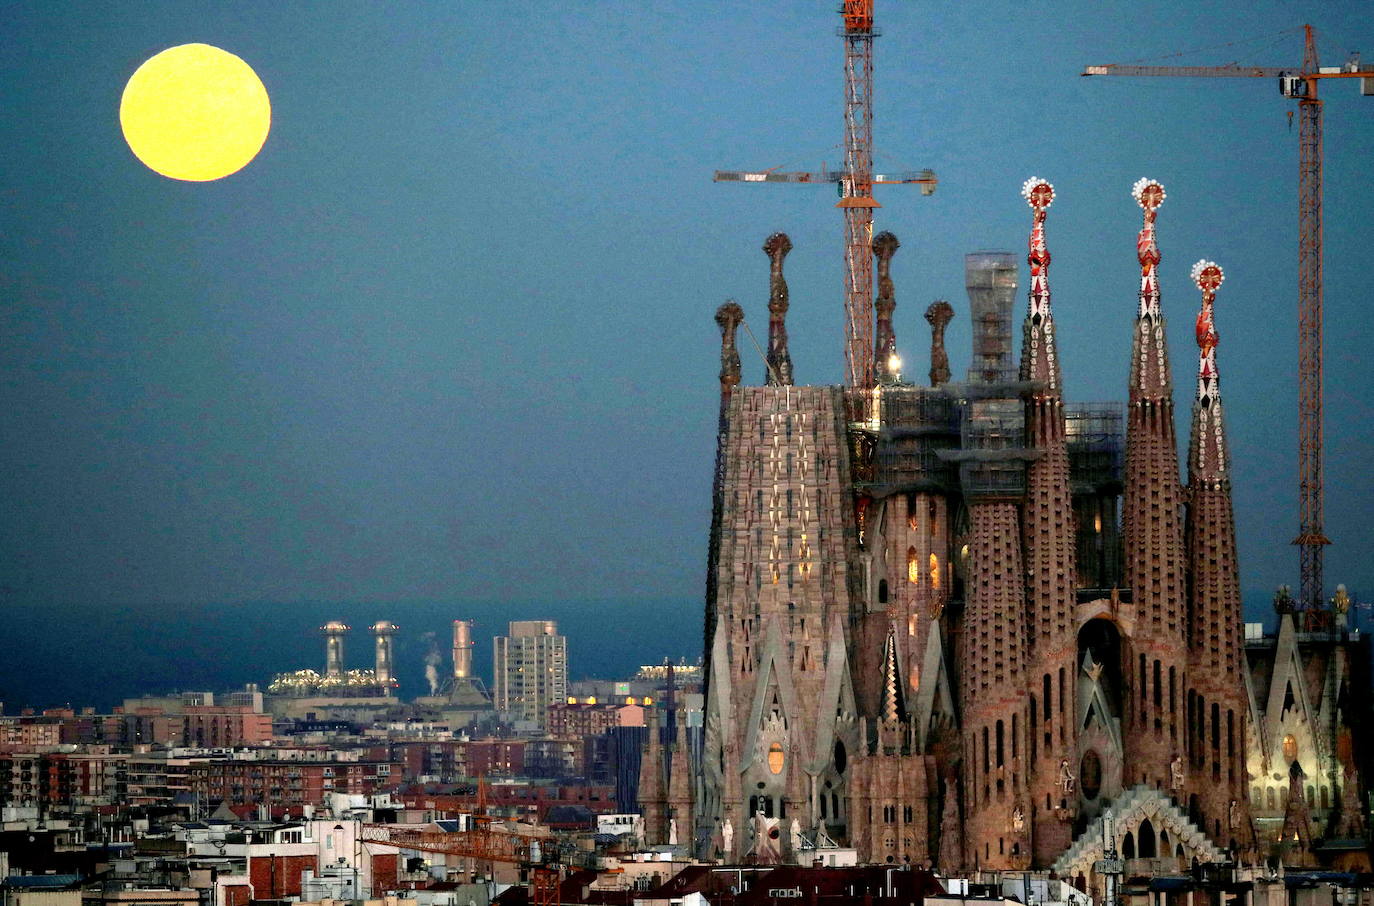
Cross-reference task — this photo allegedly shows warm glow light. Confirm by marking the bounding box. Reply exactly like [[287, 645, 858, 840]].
[[929, 554, 941, 589], [120, 44, 271, 181], [586, 696, 597, 705], [767, 742, 785, 774], [887, 353, 902, 374], [643, 697, 653, 705]]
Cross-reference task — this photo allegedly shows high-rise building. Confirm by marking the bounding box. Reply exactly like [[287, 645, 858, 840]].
[[493, 620, 568, 730], [637, 180, 1369, 880]]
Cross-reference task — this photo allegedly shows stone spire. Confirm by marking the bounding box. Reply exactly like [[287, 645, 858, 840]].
[[638, 709, 668, 843], [763, 232, 793, 385], [705, 301, 745, 671], [1184, 260, 1252, 848], [880, 626, 906, 725], [925, 301, 953, 387], [1017, 178, 1078, 864], [873, 231, 900, 382], [1121, 178, 1188, 787], [717, 301, 744, 396], [1130, 178, 1170, 396], [1188, 261, 1227, 483]]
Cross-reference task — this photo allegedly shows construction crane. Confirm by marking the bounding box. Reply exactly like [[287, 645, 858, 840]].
[[714, 0, 936, 390], [362, 782, 561, 906], [1083, 25, 1372, 615]]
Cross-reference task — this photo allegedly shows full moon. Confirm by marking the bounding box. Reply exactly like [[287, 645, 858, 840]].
[[120, 43, 271, 182]]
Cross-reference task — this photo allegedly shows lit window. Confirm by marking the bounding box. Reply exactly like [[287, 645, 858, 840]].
[[768, 743, 785, 775]]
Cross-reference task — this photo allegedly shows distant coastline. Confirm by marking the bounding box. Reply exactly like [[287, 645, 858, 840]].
[[0, 596, 699, 712]]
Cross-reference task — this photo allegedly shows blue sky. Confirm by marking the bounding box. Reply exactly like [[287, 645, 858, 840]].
[[2, 2, 1373, 697]]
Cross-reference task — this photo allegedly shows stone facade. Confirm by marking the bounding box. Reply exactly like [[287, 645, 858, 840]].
[[642, 183, 1369, 873]]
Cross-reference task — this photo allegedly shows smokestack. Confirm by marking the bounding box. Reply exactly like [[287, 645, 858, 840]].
[[872, 231, 900, 382], [371, 621, 399, 688], [763, 232, 793, 386], [452, 620, 473, 679], [321, 621, 349, 678], [924, 301, 953, 387]]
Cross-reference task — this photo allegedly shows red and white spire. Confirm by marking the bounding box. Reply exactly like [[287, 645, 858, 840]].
[[1129, 178, 1172, 398], [1190, 259, 1228, 481], [1133, 178, 1166, 318], [1192, 259, 1223, 404], [1020, 177, 1060, 391]]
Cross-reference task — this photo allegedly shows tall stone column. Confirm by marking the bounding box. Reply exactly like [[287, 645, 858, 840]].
[[959, 499, 1031, 868], [764, 233, 794, 386], [1184, 260, 1253, 848], [1018, 179, 1079, 864], [1121, 179, 1188, 789]]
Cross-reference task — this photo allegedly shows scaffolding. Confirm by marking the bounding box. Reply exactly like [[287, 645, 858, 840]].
[[965, 252, 1019, 384], [956, 398, 1028, 498], [1066, 403, 1125, 590], [872, 386, 961, 491], [1065, 403, 1124, 494]]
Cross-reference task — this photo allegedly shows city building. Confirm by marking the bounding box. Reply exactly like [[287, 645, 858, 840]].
[[492, 621, 567, 731], [546, 702, 644, 739]]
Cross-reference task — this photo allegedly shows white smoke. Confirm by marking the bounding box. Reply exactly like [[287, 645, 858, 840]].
[[422, 632, 441, 696]]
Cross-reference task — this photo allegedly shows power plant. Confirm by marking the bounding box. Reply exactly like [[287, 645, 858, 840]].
[[267, 619, 398, 699]]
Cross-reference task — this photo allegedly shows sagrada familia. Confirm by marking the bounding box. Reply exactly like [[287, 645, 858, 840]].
[[637, 179, 1371, 876]]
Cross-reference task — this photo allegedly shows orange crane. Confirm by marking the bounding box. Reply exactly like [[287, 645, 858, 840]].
[[362, 781, 561, 906], [1083, 25, 1372, 616], [715, 0, 936, 390]]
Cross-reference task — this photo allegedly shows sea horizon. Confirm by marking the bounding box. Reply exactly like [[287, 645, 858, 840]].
[[0, 595, 701, 713]]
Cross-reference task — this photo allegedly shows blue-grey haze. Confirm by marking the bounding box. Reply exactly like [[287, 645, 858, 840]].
[[2, 2, 1372, 710]]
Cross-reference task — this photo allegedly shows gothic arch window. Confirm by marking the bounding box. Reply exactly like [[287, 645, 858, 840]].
[[1283, 734, 1298, 761], [1122, 832, 1136, 859], [1138, 819, 1156, 857], [907, 547, 919, 583], [878, 579, 889, 604], [929, 554, 940, 589]]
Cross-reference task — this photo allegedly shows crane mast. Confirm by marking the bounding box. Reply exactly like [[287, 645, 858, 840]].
[[715, 1, 935, 390], [839, 0, 879, 389], [1294, 26, 1330, 613], [1083, 25, 1371, 614]]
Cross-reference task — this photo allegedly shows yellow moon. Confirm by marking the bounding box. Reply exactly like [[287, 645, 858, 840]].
[[120, 43, 270, 182]]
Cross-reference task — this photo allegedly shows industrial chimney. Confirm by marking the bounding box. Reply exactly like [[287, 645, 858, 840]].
[[371, 621, 399, 689], [452, 620, 474, 679], [321, 621, 350, 678]]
